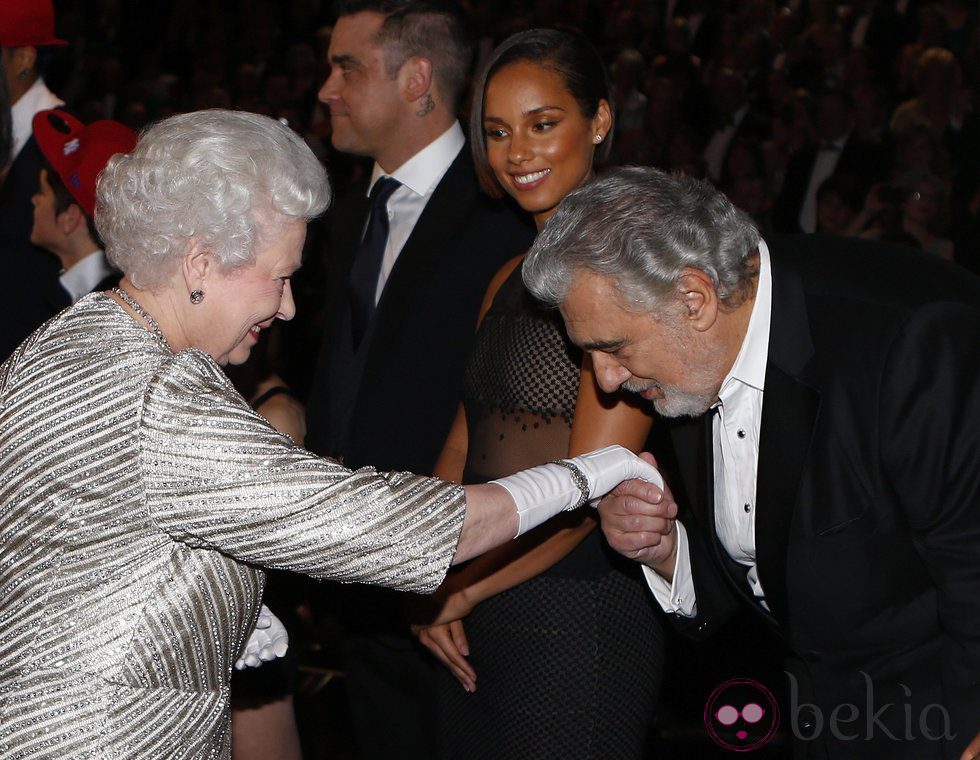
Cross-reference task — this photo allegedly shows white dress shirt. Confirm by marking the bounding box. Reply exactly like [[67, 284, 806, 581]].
[[799, 134, 847, 233], [10, 78, 64, 161], [60, 249, 114, 304], [703, 105, 747, 184], [364, 122, 465, 304], [644, 241, 773, 617]]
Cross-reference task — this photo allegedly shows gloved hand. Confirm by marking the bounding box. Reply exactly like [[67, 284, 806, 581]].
[[573, 444, 666, 505], [491, 444, 664, 537], [234, 604, 289, 670]]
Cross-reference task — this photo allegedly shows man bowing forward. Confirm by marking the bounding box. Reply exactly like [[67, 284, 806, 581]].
[[523, 166, 980, 759]]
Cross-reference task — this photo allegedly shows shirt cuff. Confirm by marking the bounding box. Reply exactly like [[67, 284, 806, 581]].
[[641, 520, 697, 618]]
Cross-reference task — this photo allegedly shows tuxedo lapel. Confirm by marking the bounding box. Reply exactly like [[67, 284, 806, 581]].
[[754, 247, 820, 625]]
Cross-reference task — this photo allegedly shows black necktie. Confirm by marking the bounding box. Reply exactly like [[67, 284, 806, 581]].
[[348, 176, 401, 350]]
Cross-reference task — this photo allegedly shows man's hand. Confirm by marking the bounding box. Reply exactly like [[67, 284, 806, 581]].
[[235, 604, 289, 670], [960, 730, 980, 760], [597, 452, 679, 579], [416, 620, 477, 692]]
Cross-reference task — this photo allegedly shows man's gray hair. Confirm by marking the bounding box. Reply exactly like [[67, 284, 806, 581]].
[[97, 109, 331, 289], [523, 166, 761, 312]]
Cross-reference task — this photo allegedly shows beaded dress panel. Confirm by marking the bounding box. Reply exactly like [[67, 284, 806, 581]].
[[461, 265, 580, 484], [0, 294, 464, 759], [438, 264, 663, 759]]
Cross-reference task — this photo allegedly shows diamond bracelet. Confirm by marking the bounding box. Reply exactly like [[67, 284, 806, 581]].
[[550, 459, 591, 510]]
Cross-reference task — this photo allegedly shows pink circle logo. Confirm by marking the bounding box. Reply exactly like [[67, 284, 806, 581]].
[[704, 677, 780, 751]]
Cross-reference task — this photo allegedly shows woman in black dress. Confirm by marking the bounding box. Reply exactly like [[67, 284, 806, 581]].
[[415, 29, 665, 759]]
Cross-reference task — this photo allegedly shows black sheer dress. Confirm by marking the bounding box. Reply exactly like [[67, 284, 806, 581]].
[[436, 263, 664, 759]]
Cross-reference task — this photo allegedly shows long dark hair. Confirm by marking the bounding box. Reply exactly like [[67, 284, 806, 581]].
[[469, 28, 613, 198]]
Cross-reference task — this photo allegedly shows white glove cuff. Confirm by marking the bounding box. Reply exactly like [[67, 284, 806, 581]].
[[490, 460, 588, 538]]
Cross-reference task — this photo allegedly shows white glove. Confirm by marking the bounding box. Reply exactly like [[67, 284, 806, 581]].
[[491, 445, 664, 537], [235, 604, 289, 670]]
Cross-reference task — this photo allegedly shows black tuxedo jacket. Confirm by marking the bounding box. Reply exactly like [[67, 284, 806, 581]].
[[306, 146, 534, 475], [772, 136, 887, 234], [0, 136, 66, 360], [665, 235, 980, 758]]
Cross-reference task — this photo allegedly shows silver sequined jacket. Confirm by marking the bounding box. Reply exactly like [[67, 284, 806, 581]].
[[0, 294, 466, 759]]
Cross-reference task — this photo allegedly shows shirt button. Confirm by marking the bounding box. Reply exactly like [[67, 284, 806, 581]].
[[737, 428, 746, 439], [743, 503, 752, 513]]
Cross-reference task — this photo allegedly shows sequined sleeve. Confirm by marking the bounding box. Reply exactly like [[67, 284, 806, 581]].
[[139, 350, 465, 593]]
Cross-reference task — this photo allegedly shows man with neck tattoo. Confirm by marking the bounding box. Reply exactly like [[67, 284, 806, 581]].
[[306, 2, 533, 756]]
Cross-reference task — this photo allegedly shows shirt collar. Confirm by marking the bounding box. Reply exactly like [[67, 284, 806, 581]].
[[11, 78, 64, 160], [719, 240, 772, 399], [59, 249, 112, 304], [368, 121, 465, 198], [732, 105, 748, 128]]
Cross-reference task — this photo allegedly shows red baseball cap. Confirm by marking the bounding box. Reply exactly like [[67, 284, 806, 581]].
[[0, 0, 67, 48], [33, 109, 137, 219]]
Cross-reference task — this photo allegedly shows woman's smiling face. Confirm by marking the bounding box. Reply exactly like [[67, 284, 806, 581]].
[[483, 60, 610, 230], [200, 217, 305, 366]]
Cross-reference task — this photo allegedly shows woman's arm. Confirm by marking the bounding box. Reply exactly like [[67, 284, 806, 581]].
[[431, 255, 525, 485], [433, 403, 468, 484]]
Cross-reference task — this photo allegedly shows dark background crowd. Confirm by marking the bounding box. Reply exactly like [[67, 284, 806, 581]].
[[25, 0, 980, 756], [39, 0, 980, 393]]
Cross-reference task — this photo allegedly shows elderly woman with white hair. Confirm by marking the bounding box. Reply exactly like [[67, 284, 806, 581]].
[[0, 109, 664, 758]]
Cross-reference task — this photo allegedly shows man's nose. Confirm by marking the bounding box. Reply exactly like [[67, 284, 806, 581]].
[[591, 352, 631, 393], [318, 69, 339, 104]]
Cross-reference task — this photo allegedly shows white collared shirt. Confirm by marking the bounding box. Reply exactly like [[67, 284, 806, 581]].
[[799, 134, 847, 233], [703, 105, 747, 184], [364, 122, 465, 304], [11, 78, 64, 161], [644, 241, 773, 617], [60, 250, 114, 304]]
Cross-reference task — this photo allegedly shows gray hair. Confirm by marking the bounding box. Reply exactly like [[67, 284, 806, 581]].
[[96, 109, 332, 289], [523, 166, 761, 312]]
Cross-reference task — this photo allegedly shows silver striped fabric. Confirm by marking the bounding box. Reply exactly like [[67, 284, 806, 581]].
[[0, 294, 466, 759]]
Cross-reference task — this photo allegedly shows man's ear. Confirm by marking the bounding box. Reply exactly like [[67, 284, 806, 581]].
[[57, 203, 86, 236], [180, 240, 214, 295], [676, 268, 719, 332], [10, 46, 37, 77], [400, 55, 435, 104]]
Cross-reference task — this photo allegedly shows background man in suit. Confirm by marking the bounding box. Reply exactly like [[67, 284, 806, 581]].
[[305, 1, 533, 756], [523, 166, 980, 758], [701, 66, 770, 187], [773, 79, 886, 234], [0, 0, 69, 360], [30, 109, 135, 304]]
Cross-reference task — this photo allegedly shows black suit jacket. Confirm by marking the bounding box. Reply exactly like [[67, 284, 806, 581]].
[[772, 136, 887, 234], [666, 235, 980, 758], [0, 136, 66, 360], [306, 146, 534, 475]]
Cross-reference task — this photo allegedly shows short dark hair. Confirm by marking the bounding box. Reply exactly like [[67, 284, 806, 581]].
[[335, 0, 473, 112], [469, 28, 613, 198], [42, 161, 102, 244]]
